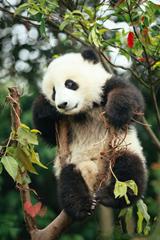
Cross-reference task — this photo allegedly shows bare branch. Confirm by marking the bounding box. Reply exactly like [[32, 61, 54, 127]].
[[142, 116, 160, 152], [100, 51, 149, 88], [30, 211, 74, 240], [102, 39, 146, 68]]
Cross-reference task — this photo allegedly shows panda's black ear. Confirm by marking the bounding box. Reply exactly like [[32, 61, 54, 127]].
[[81, 48, 100, 64]]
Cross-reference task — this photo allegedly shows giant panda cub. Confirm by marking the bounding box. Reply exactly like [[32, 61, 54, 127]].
[[32, 48, 147, 221]]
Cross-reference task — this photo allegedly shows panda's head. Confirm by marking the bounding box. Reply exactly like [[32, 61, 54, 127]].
[[42, 48, 112, 115]]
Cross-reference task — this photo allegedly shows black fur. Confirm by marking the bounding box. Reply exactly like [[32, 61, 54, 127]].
[[58, 164, 93, 221], [102, 76, 145, 127], [32, 94, 62, 146], [95, 151, 147, 208], [81, 48, 99, 64]]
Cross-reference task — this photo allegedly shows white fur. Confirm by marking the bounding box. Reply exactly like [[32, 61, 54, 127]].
[[42, 52, 112, 114]]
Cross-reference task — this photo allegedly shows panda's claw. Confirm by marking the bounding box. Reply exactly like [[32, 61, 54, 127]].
[[93, 193, 96, 198], [91, 196, 97, 210]]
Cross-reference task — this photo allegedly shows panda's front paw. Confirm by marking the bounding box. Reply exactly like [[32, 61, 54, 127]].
[[105, 99, 134, 127], [105, 88, 140, 127], [105, 105, 132, 127]]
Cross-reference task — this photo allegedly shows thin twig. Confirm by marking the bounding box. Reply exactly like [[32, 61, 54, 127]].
[[100, 51, 149, 88]]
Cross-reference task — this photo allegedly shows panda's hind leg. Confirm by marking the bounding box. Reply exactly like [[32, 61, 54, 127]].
[[95, 151, 147, 209], [58, 163, 97, 221]]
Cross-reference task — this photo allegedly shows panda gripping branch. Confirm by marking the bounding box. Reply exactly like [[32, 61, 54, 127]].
[[32, 48, 147, 221]]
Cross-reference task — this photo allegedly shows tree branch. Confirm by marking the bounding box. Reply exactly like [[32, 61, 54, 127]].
[[8, 87, 74, 239], [30, 210, 74, 240], [100, 51, 149, 88], [102, 39, 146, 68], [142, 116, 160, 152], [8, 87, 38, 233]]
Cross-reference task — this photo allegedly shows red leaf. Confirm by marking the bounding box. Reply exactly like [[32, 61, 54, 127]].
[[113, 0, 124, 9], [142, 16, 144, 21], [142, 27, 148, 36], [24, 202, 42, 218], [127, 32, 134, 48], [138, 58, 147, 61], [117, 0, 124, 5], [38, 206, 47, 217]]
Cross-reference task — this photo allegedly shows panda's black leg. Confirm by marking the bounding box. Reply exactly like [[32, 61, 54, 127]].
[[95, 151, 147, 208], [58, 164, 95, 221]]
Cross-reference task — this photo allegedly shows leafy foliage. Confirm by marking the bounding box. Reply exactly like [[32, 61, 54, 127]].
[[0, 123, 47, 184]]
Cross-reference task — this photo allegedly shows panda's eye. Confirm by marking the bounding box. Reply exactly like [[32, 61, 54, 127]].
[[65, 79, 79, 91], [52, 87, 56, 101]]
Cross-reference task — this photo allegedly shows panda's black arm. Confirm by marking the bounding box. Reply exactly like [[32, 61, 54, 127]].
[[102, 76, 145, 127], [32, 94, 62, 146], [95, 151, 147, 209]]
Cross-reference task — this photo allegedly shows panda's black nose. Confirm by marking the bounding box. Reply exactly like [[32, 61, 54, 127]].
[[58, 102, 68, 109]]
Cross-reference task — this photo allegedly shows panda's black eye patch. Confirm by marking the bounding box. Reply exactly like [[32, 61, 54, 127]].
[[52, 86, 56, 101], [65, 79, 79, 91]]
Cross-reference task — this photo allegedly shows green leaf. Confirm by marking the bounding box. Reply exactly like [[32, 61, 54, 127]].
[[118, 208, 128, 218], [126, 180, 138, 196], [99, 28, 108, 34], [0, 146, 2, 151], [14, 3, 29, 16], [46, 0, 59, 7], [17, 147, 38, 174], [72, 32, 88, 41], [137, 199, 150, 223], [18, 124, 38, 145], [137, 199, 150, 234], [134, 40, 143, 57], [22, 173, 31, 185], [40, 18, 46, 36], [72, 10, 84, 16], [40, 0, 45, 9], [0, 163, 3, 174], [88, 25, 102, 47], [125, 207, 133, 234], [129, 20, 139, 26], [15, 171, 23, 184], [59, 18, 72, 31], [137, 206, 144, 233], [1, 156, 18, 181], [124, 194, 130, 205], [114, 180, 136, 205], [29, 3, 40, 11], [30, 129, 41, 134], [83, 6, 94, 20], [144, 17, 149, 27], [28, 8, 39, 15], [30, 144, 48, 169], [153, 61, 160, 70], [35, 12, 42, 22], [114, 180, 125, 198]]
